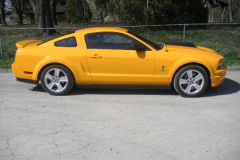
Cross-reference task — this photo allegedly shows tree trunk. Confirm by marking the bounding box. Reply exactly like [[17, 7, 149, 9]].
[[29, 0, 56, 35], [46, 0, 55, 35], [113, 16, 115, 25], [29, 0, 45, 29], [51, 0, 58, 25], [208, 3, 211, 22], [100, 10, 104, 24], [221, 7, 225, 22], [228, 0, 233, 22], [0, 0, 7, 26], [11, 0, 25, 25], [83, 0, 86, 22], [17, 10, 24, 25], [212, 8, 215, 22]]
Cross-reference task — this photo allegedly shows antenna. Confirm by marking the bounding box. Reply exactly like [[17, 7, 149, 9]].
[[165, 44, 169, 52]]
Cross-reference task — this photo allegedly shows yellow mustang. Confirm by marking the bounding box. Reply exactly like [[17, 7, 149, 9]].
[[12, 27, 227, 97]]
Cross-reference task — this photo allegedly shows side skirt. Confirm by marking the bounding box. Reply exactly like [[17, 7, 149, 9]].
[[76, 84, 171, 90]]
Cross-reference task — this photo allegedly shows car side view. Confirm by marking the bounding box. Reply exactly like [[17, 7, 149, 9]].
[[12, 27, 227, 97]]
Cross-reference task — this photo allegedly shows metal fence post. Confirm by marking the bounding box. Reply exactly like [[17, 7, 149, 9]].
[[0, 29, 3, 58], [183, 24, 186, 42]]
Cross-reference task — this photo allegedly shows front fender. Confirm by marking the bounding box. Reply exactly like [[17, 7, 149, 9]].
[[169, 56, 215, 80]]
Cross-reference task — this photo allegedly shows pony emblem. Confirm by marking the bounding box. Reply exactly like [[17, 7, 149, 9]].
[[161, 65, 165, 72]]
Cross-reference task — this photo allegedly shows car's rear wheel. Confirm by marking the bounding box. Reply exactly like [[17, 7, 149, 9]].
[[173, 65, 208, 97], [40, 65, 74, 95]]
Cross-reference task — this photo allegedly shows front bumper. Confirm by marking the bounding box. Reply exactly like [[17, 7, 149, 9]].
[[211, 65, 227, 87]]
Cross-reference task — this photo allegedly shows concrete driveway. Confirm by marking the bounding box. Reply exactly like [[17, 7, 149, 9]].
[[0, 70, 240, 160]]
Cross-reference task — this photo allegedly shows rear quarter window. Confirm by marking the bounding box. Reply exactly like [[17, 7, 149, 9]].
[[54, 37, 77, 47]]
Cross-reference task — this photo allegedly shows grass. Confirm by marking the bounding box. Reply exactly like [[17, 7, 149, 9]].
[[0, 58, 14, 69], [131, 25, 240, 66], [224, 56, 240, 66], [0, 24, 239, 68]]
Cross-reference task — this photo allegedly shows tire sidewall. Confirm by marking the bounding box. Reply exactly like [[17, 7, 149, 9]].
[[173, 65, 208, 97], [40, 65, 74, 95]]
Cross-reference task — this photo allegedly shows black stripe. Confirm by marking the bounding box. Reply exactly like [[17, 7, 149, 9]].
[[164, 42, 196, 48]]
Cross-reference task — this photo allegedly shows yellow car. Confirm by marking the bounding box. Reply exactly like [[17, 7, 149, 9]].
[[12, 27, 227, 97]]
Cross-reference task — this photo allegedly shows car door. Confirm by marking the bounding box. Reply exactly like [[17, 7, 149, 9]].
[[85, 32, 156, 84]]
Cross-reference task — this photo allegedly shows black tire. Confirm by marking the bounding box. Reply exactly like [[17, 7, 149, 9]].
[[173, 65, 208, 97], [40, 65, 74, 95]]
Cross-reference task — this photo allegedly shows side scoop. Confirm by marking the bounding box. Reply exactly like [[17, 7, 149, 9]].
[[16, 40, 44, 48]]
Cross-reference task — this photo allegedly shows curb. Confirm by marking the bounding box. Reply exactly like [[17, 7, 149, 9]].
[[228, 67, 240, 71], [0, 69, 13, 73], [1, 67, 240, 73]]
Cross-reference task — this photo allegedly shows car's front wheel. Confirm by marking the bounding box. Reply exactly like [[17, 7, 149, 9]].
[[40, 65, 74, 95], [173, 65, 208, 97]]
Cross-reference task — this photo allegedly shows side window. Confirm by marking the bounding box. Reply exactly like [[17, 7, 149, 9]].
[[103, 33, 132, 43], [85, 32, 150, 50], [85, 33, 103, 49], [54, 37, 77, 47]]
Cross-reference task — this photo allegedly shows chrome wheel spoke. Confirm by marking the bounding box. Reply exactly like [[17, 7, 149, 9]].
[[194, 74, 203, 81], [194, 84, 202, 91], [185, 85, 192, 94], [54, 68, 61, 77], [180, 79, 188, 84], [45, 73, 53, 80], [186, 70, 193, 78], [47, 82, 55, 90], [60, 76, 68, 82], [56, 83, 63, 92]]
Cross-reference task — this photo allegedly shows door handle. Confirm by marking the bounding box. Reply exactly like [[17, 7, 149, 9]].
[[90, 54, 102, 59]]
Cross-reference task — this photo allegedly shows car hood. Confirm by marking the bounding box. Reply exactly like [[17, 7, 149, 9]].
[[163, 42, 223, 59], [164, 42, 197, 48]]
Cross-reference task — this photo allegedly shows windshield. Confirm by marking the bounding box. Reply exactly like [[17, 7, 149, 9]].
[[128, 30, 162, 50]]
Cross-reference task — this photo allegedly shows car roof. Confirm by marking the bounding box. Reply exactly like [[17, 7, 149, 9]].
[[75, 27, 128, 34], [39, 27, 129, 47]]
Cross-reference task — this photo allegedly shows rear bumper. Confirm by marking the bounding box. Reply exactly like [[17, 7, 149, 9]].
[[12, 62, 37, 84], [12, 62, 33, 80], [211, 65, 227, 87], [15, 77, 38, 85]]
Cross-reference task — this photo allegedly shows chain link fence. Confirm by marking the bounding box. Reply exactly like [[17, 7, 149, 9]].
[[124, 23, 240, 57], [0, 23, 239, 59]]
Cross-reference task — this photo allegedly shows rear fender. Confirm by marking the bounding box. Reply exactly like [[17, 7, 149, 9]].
[[32, 55, 80, 82]]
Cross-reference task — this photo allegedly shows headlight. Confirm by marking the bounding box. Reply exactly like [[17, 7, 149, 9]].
[[217, 59, 223, 70]]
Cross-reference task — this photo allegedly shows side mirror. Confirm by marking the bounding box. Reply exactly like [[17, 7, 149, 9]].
[[132, 43, 146, 51]]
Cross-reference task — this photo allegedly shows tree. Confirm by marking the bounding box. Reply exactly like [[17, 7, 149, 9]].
[[29, 0, 56, 35], [94, 0, 108, 24], [95, 0, 208, 25], [228, 0, 232, 22], [171, 0, 208, 23], [232, 0, 240, 22], [115, 0, 146, 24], [65, 0, 92, 23], [204, 0, 240, 22], [147, 0, 208, 24], [10, 0, 26, 25], [0, 0, 7, 26], [51, 0, 58, 25], [88, 0, 101, 21]]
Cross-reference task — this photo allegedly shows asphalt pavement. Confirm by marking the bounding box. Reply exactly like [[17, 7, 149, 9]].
[[0, 70, 240, 160]]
